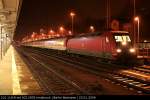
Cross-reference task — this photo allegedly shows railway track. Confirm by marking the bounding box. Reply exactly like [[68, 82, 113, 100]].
[[16, 48, 88, 95], [49, 55, 150, 94], [21, 47, 150, 94], [133, 66, 150, 74]]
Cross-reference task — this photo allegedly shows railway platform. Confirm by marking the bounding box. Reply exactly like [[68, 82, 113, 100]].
[[0, 45, 43, 95]]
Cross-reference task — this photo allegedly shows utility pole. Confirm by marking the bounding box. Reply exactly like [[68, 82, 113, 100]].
[[133, 0, 136, 47], [70, 12, 75, 35], [106, 0, 111, 30]]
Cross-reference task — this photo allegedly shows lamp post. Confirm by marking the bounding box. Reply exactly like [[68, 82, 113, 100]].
[[134, 16, 140, 55], [134, 16, 140, 44], [70, 12, 75, 35]]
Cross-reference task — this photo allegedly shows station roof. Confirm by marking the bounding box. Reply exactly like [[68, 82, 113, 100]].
[[0, 0, 22, 38]]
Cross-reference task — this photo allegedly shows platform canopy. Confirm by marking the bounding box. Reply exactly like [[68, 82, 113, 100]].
[[0, 0, 22, 39]]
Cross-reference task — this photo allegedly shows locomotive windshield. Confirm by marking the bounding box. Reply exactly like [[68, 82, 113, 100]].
[[113, 33, 132, 48], [113, 34, 131, 42]]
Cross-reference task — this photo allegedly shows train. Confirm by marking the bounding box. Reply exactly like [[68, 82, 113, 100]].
[[22, 31, 137, 64]]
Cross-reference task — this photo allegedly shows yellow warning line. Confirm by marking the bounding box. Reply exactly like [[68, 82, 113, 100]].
[[12, 46, 22, 95]]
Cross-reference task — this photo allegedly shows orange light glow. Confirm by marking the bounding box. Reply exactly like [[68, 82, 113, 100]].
[[70, 12, 75, 17], [60, 27, 64, 31], [50, 30, 54, 33], [90, 26, 95, 32], [68, 30, 72, 35], [134, 16, 139, 21]]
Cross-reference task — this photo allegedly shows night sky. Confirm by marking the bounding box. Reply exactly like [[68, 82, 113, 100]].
[[15, 0, 150, 41]]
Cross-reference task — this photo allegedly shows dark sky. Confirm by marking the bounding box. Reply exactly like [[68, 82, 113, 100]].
[[15, 0, 150, 41]]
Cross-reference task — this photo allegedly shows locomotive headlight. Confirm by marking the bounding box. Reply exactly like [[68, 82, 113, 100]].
[[116, 49, 122, 53], [129, 48, 135, 53]]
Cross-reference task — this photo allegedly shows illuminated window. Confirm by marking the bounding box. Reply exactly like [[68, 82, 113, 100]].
[[114, 36, 131, 42]]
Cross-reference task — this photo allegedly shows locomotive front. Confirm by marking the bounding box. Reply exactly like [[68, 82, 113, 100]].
[[112, 31, 137, 64]]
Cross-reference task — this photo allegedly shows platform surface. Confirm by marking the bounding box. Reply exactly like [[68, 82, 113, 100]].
[[0, 45, 43, 95]]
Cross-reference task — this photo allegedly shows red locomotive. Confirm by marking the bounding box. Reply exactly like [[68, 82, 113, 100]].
[[67, 31, 136, 60], [23, 31, 136, 62]]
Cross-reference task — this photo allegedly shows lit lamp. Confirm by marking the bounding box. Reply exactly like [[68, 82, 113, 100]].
[[68, 30, 72, 35], [59, 26, 64, 36], [90, 26, 95, 32], [48, 29, 55, 38], [60, 27, 64, 31], [50, 30, 54, 34]]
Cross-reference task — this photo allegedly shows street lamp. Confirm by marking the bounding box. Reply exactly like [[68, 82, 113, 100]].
[[50, 30, 54, 34], [68, 30, 72, 35], [90, 26, 95, 32], [134, 16, 140, 55], [59, 26, 64, 36], [134, 16, 140, 44], [70, 12, 75, 35], [60, 26, 64, 31]]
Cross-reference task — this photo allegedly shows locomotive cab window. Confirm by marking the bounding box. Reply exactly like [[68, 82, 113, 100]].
[[113, 33, 132, 48], [114, 35, 131, 42]]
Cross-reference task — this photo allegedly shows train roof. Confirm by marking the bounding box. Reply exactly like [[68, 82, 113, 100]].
[[138, 42, 150, 43], [110, 31, 129, 33], [75, 32, 101, 37], [74, 31, 129, 38], [24, 31, 130, 43], [24, 37, 68, 43]]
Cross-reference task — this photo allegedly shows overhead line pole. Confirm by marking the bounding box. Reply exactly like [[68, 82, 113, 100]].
[[133, 0, 136, 47], [106, 0, 111, 30]]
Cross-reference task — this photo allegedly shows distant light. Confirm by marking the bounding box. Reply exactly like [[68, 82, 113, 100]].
[[68, 30, 72, 35], [90, 26, 94, 30], [60, 26, 64, 31], [129, 48, 135, 53], [144, 40, 147, 42], [90, 26, 95, 32], [56, 34, 60, 37], [50, 30, 54, 33]]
